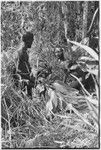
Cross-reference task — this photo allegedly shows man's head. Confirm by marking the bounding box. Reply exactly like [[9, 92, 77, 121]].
[[22, 32, 33, 48]]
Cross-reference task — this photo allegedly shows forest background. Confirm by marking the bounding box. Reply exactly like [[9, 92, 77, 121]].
[[1, 1, 99, 148]]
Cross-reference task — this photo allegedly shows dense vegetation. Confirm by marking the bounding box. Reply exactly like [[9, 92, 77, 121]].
[[1, 1, 99, 148]]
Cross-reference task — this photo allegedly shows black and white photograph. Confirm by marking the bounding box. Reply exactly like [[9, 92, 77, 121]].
[[1, 1, 100, 149]]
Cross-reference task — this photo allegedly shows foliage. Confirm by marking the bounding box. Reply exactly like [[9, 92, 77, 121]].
[[1, 1, 99, 148]]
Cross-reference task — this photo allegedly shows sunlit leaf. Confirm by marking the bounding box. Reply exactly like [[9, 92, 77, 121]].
[[53, 81, 78, 95], [72, 37, 89, 51], [70, 64, 78, 70], [78, 56, 96, 61], [86, 67, 98, 76], [85, 73, 90, 79], [67, 39, 98, 61], [87, 8, 99, 33], [46, 100, 53, 116], [48, 88, 57, 108]]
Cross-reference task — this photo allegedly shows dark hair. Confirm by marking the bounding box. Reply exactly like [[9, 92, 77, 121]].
[[22, 32, 33, 43]]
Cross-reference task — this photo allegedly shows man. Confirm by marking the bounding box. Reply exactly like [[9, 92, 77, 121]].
[[17, 32, 35, 98]]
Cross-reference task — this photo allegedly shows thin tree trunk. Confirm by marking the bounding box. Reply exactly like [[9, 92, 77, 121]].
[[82, 1, 88, 39], [75, 1, 80, 41]]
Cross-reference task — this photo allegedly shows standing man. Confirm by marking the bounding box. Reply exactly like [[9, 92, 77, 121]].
[[17, 32, 35, 98]]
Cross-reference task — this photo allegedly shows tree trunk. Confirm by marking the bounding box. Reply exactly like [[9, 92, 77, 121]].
[[82, 1, 88, 39], [75, 1, 81, 41]]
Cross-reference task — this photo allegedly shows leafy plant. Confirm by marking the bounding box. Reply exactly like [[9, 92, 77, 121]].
[[1, 1, 99, 148]]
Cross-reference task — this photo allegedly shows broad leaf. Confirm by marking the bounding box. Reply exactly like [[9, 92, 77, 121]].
[[46, 100, 53, 116], [53, 80, 79, 95], [48, 88, 57, 108], [46, 88, 58, 116], [67, 39, 98, 61]]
